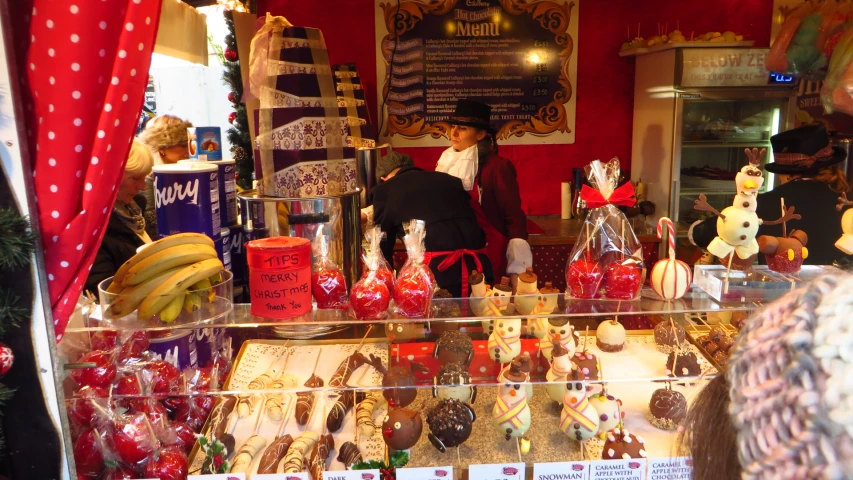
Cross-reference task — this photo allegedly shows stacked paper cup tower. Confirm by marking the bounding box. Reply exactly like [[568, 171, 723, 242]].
[[252, 26, 376, 198]]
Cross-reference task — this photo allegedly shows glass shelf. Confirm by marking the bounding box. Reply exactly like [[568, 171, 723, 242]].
[[65, 288, 756, 333], [681, 140, 771, 148]]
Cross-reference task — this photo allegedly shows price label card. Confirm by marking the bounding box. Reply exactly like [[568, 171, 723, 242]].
[[396, 466, 454, 480], [647, 457, 692, 480], [254, 473, 310, 480], [188, 474, 247, 480], [589, 459, 647, 480], [534, 461, 591, 479], [323, 470, 382, 480], [468, 462, 525, 480]]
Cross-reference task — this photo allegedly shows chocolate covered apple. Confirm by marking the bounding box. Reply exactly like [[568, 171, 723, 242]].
[[382, 407, 423, 451]]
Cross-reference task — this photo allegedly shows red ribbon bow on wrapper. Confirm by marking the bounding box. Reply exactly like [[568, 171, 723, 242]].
[[580, 182, 636, 209]]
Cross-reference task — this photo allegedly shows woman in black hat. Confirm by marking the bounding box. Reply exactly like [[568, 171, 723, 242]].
[[435, 99, 531, 288], [690, 124, 850, 266]]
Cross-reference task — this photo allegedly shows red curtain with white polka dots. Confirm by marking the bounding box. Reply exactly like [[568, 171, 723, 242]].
[[11, 0, 163, 340]]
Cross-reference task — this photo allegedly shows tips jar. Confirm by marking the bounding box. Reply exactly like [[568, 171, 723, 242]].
[[245, 237, 312, 319]]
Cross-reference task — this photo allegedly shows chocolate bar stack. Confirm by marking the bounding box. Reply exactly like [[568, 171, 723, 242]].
[[253, 27, 376, 197]]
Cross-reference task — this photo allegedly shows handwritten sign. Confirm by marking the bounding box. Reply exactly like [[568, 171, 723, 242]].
[[188, 474, 246, 480], [647, 457, 692, 480], [468, 462, 525, 480], [396, 465, 454, 480], [323, 470, 382, 480], [589, 459, 647, 480], [533, 461, 590, 480], [245, 237, 311, 318], [253, 473, 310, 480]]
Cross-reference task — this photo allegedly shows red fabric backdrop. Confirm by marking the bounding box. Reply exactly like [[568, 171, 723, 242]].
[[258, 0, 773, 215], [12, 0, 163, 340]]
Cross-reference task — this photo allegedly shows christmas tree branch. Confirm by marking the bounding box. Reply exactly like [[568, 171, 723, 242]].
[[0, 208, 35, 270]]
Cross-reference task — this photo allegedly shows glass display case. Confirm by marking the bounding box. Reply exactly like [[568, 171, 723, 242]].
[[676, 94, 790, 233], [59, 289, 758, 479]]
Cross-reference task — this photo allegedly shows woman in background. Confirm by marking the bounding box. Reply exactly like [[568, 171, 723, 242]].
[[85, 140, 154, 293], [136, 114, 193, 239], [436, 99, 532, 290]]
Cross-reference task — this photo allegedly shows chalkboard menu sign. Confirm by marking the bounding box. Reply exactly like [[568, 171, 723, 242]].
[[374, 0, 579, 146]]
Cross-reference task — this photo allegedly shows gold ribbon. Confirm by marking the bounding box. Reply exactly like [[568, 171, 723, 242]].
[[248, 13, 292, 101]]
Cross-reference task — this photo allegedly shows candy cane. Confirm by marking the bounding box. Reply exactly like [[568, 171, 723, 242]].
[[657, 217, 675, 259]]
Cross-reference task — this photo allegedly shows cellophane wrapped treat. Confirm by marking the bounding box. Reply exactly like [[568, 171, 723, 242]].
[[394, 220, 436, 318], [565, 158, 645, 300], [311, 234, 349, 310], [350, 227, 391, 320], [360, 226, 396, 295]]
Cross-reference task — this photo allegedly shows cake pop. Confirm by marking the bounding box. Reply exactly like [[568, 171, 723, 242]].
[[665, 350, 701, 378], [559, 370, 600, 441], [759, 222, 808, 273], [383, 363, 429, 408], [482, 277, 512, 334], [596, 319, 626, 352], [492, 362, 531, 441], [385, 322, 426, 343], [469, 270, 492, 317], [650, 217, 692, 300], [427, 399, 476, 452], [434, 330, 474, 367], [526, 282, 560, 339], [648, 384, 687, 430], [546, 342, 575, 403], [515, 268, 540, 315], [488, 305, 521, 365], [590, 390, 624, 437], [499, 352, 533, 400], [540, 318, 576, 361], [382, 407, 423, 451], [432, 362, 476, 404], [602, 428, 647, 460], [653, 320, 686, 354]]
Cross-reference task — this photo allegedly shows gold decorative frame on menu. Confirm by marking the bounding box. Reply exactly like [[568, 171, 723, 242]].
[[374, 0, 579, 146]]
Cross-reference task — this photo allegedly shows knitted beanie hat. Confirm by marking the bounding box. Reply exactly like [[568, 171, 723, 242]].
[[137, 114, 193, 152], [727, 272, 853, 479]]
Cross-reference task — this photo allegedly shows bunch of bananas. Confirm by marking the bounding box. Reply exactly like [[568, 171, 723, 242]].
[[106, 233, 225, 323]]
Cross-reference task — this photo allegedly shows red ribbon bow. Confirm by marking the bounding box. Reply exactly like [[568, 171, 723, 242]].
[[580, 182, 636, 209]]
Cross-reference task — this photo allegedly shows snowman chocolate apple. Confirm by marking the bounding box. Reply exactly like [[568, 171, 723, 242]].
[[694, 148, 801, 270]]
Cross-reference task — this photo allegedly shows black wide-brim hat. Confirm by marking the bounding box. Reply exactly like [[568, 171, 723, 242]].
[[446, 99, 496, 134], [765, 124, 847, 174]]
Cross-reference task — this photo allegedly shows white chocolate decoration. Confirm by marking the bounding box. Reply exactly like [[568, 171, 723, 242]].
[[488, 317, 522, 364], [492, 376, 531, 440], [596, 321, 626, 350], [540, 323, 576, 361], [545, 350, 575, 403], [650, 258, 692, 300], [706, 162, 764, 260], [559, 379, 600, 441], [589, 392, 623, 437]]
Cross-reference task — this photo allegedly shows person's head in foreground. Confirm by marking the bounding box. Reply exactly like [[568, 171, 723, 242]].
[[681, 272, 853, 479]]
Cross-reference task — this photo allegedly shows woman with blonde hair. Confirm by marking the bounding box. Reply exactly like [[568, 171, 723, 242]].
[[137, 114, 193, 238], [84, 139, 155, 293]]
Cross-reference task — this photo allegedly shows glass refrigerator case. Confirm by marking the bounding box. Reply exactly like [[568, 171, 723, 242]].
[[630, 48, 796, 238]]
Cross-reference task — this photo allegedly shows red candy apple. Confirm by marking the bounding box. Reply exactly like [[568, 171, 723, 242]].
[[350, 275, 390, 320], [118, 331, 150, 363], [312, 267, 349, 309], [143, 446, 188, 480], [71, 350, 117, 388], [73, 428, 105, 478], [68, 386, 109, 428], [394, 270, 432, 318], [362, 265, 395, 297], [163, 421, 196, 453], [145, 361, 181, 395], [567, 259, 603, 299], [102, 464, 138, 480], [604, 262, 643, 299], [90, 330, 118, 351], [112, 413, 158, 465]]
